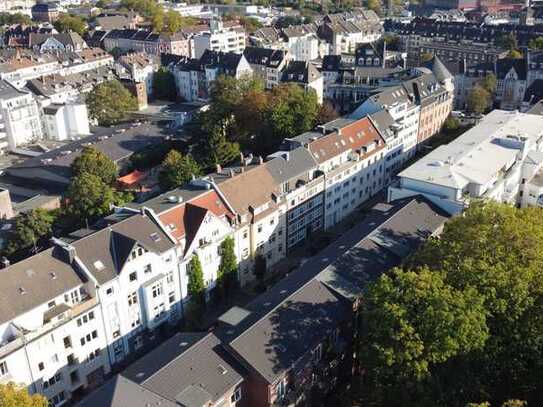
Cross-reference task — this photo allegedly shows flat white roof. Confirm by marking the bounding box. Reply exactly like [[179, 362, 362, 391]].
[[399, 110, 543, 189]]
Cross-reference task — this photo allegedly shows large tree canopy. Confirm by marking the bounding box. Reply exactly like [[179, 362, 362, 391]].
[[86, 80, 138, 126], [359, 202, 543, 406], [71, 146, 117, 185], [158, 150, 201, 191], [0, 383, 47, 407]]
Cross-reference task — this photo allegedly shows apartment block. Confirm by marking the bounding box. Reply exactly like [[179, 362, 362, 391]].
[[243, 47, 289, 90], [0, 80, 42, 151], [192, 16, 246, 59], [389, 110, 543, 214], [77, 196, 449, 407], [171, 50, 252, 102]]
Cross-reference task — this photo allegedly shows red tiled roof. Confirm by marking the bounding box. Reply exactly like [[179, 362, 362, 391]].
[[118, 169, 147, 185], [308, 117, 385, 164], [158, 190, 234, 245]]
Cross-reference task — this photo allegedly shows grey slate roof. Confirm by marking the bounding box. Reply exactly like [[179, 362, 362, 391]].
[[217, 196, 449, 384], [77, 375, 177, 407], [124, 332, 245, 406], [0, 79, 27, 99], [71, 213, 176, 285], [423, 55, 453, 82], [227, 278, 349, 384], [0, 246, 84, 325], [265, 147, 317, 185]]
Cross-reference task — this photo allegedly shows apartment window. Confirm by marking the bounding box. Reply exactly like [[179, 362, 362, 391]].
[[152, 283, 162, 298], [106, 287, 114, 296], [0, 361, 7, 377], [242, 248, 249, 259], [129, 272, 137, 282], [144, 264, 152, 274], [269, 218, 275, 225], [128, 292, 138, 306], [134, 336, 144, 350], [231, 387, 242, 403], [47, 300, 56, 308], [49, 391, 65, 406], [63, 336, 72, 349], [242, 230, 248, 239], [257, 224, 263, 233], [166, 271, 174, 284]]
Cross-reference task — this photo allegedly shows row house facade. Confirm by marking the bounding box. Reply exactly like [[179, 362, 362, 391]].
[[170, 49, 252, 102]]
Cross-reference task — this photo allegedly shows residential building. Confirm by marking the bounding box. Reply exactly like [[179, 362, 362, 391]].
[[76, 195, 448, 407], [281, 60, 323, 104], [42, 101, 90, 141], [285, 117, 387, 229], [350, 80, 423, 181], [282, 24, 322, 62], [102, 29, 192, 57], [388, 110, 543, 213], [31, 1, 60, 23], [192, 16, 246, 59], [0, 80, 42, 151], [28, 32, 87, 54], [318, 10, 383, 55], [243, 47, 289, 89], [115, 53, 159, 97], [411, 40, 508, 68], [172, 50, 252, 102]]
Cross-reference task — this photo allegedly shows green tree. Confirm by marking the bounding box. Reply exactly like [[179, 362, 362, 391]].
[[65, 173, 129, 224], [0, 12, 32, 25], [316, 101, 339, 125], [0, 383, 47, 407], [5, 209, 57, 257], [204, 121, 241, 167], [188, 254, 205, 308], [360, 202, 543, 406], [367, 0, 381, 15], [467, 85, 491, 114], [71, 146, 117, 185], [481, 73, 497, 94], [496, 32, 518, 51], [509, 49, 523, 59], [158, 150, 201, 191], [53, 14, 87, 35], [420, 51, 434, 63], [443, 116, 460, 132], [218, 237, 237, 296], [528, 37, 543, 49], [152, 67, 176, 101], [361, 267, 488, 384], [86, 80, 138, 126], [266, 83, 319, 142]]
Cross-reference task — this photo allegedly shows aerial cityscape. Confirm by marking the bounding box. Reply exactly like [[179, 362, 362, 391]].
[[0, 0, 541, 406]]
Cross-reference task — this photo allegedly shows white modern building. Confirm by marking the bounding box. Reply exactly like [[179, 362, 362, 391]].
[[42, 101, 90, 141], [351, 84, 420, 182], [0, 80, 42, 151], [192, 17, 246, 59], [388, 110, 543, 214]]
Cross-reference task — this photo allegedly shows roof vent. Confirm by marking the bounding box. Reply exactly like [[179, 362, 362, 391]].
[[94, 260, 105, 271], [150, 232, 161, 242], [217, 364, 227, 375], [19, 287, 26, 295], [49, 271, 57, 280]]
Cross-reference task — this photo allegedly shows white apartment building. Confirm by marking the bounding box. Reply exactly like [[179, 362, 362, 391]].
[[192, 17, 246, 59], [282, 27, 322, 62], [388, 110, 543, 214], [42, 101, 90, 141], [115, 53, 158, 97], [243, 47, 290, 90], [0, 80, 42, 151], [351, 85, 420, 183]]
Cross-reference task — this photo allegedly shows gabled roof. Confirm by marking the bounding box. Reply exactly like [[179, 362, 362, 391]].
[[77, 375, 177, 407], [71, 213, 175, 285], [124, 332, 245, 405], [423, 55, 453, 82], [243, 46, 286, 68], [282, 60, 321, 84], [215, 164, 279, 217], [0, 246, 85, 325], [496, 57, 527, 81]]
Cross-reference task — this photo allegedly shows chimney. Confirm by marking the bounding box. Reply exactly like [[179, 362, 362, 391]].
[[240, 152, 245, 165], [216, 163, 222, 173], [258, 156, 263, 164], [229, 169, 235, 177]]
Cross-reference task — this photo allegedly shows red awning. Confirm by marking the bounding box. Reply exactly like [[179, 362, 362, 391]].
[[117, 170, 147, 186]]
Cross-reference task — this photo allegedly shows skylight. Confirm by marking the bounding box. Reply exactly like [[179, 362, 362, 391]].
[[150, 232, 161, 242]]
